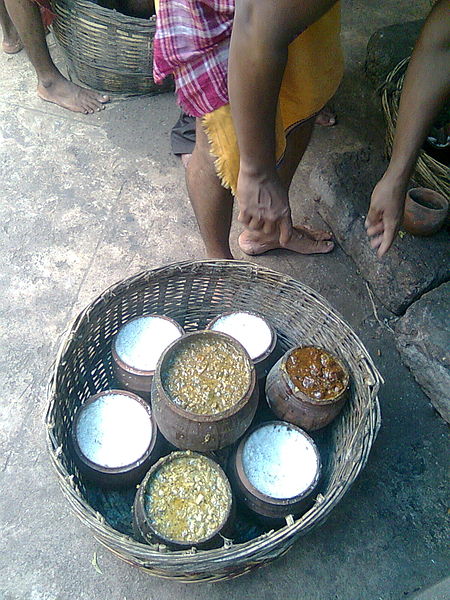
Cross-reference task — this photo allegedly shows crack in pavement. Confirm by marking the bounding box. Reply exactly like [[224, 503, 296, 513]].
[[64, 177, 129, 324]]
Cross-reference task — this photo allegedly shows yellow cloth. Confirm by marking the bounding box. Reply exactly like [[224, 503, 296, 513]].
[[203, 2, 344, 195]]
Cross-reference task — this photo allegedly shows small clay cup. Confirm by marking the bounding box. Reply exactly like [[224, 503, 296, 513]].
[[403, 187, 449, 236]]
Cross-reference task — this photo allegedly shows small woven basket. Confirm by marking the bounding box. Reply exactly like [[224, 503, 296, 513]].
[[50, 0, 173, 95], [381, 57, 450, 199], [46, 260, 382, 582]]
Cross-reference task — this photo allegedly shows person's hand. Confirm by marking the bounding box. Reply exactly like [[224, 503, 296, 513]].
[[236, 168, 293, 245], [365, 173, 407, 258]]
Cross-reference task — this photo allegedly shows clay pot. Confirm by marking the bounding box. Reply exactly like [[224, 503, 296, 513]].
[[133, 451, 234, 549], [206, 311, 277, 379], [71, 390, 162, 488], [403, 187, 449, 236], [112, 315, 184, 401], [229, 421, 322, 520], [265, 347, 350, 431], [151, 331, 259, 451]]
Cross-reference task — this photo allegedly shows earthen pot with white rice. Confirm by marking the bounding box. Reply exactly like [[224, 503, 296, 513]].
[[230, 421, 321, 519], [206, 311, 277, 379], [71, 390, 161, 488], [112, 315, 184, 399]]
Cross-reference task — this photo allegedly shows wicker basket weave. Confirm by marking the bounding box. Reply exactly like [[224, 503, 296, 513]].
[[50, 0, 173, 95], [381, 57, 450, 199], [46, 260, 382, 582]]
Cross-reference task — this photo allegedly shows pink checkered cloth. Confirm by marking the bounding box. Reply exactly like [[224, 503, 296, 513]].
[[153, 0, 234, 117], [34, 0, 55, 28]]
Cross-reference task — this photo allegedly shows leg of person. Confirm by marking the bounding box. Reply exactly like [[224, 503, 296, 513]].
[[185, 118, 234, 259], [239, 116, 334, 255], [4, 0, 109, 113], [0, 0, 22, 53]]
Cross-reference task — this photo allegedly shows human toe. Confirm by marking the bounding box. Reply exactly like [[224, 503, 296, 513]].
[[94, 93, 110, 104]]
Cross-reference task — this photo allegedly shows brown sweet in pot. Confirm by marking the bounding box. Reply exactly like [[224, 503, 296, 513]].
[[285, 346, 347, 401]]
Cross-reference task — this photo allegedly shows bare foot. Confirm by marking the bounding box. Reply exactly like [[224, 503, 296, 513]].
[[2, 36, 23, 54], [207, 250, 234, 259], [239, 225, 334, 256], [37, 74, 110, 114], [315, 105, 337, 127]]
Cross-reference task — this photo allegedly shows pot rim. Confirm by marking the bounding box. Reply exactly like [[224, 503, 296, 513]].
[[234, 420, 322, 507], [280, 346, 350, 407], [136, 450, 233, 547], [154, 330, 257, 423], [406, 187, 449, 213], [205, 310, 277, 364], [71, 389, 158, 475], [112, 314, 185, 377]]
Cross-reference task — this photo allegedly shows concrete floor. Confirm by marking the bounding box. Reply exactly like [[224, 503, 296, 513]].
[[0, 1, 448, 599]]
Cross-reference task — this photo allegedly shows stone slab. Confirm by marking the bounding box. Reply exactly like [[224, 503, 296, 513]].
[[365, 20, 424, 88], [411, 577, 450, 600], [395, 282, 450, 423], [310, 148, 450, 315]]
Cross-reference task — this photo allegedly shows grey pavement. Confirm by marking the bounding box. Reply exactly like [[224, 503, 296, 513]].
[[0, 1, 448, 599]]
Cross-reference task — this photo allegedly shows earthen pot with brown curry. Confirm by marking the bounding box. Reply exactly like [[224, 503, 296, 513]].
[[265, 346, 350, 431]]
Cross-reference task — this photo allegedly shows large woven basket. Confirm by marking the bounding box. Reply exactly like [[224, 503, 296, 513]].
[[50, 0, 173, 95], [381, 57, 450, 199], [45, 261, 382, 582]]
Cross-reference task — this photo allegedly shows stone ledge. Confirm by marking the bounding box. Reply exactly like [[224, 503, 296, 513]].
[[395, 282, 450, 424], [365, 20, 424, 88], [410, 577, 450, 600], [310, 148, 449, 315]]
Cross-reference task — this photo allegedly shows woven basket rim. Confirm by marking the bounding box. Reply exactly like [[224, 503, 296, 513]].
[[50, 0, 174, 95], [51, 0, 157, 27], [45, 260, 382, 575]]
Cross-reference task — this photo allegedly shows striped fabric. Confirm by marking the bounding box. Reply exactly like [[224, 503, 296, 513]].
[[153, 0, 235, 117]]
